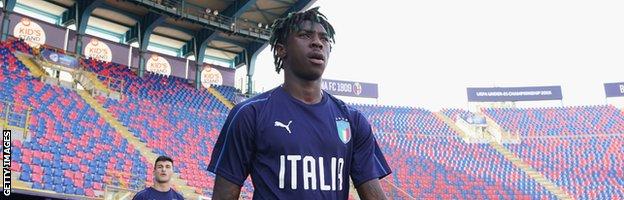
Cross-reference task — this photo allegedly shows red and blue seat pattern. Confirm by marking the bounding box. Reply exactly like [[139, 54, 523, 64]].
[[505, 136, 624, 199], [376, 133, 556, 199], [214, 85, 238, 103], [352, 104, 455, 135], [82, 58, 230, 112], [82, 59, 253, 196], [482, 106, 624, 136], [1, 41, 149, 197], [442, 108, 474, 121]]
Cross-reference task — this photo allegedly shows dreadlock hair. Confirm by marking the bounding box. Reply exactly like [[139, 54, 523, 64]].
[[269, 7, 335, 74]]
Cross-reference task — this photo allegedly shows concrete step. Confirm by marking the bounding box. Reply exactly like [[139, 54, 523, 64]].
[[434, 112, 470, 140], [489, 143, 574, 200], [15, 53, 47, 78], [75, 71, 123, 100], [207, 87, 234, 109]]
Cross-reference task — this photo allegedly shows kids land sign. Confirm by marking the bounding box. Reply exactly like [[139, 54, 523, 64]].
[[13, 18, 46, 48], [146, 54, 171, 75], [84, 38, 112, 62], [201, 65, 223, 88]]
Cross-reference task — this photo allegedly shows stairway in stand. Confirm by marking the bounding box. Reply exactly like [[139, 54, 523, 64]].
[[76, 90, 201, 199], [490, 142, 573, 200]]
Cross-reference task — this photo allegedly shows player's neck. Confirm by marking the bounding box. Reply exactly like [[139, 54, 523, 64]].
[[282, 76, 322, 105], [152, 181, 171, 192]]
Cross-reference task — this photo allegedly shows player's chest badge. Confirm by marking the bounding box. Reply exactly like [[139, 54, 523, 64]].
[[335, 118, 351, 144]]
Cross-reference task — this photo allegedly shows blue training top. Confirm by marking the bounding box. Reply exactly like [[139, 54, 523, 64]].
[[208, 86, 391, 199], [132, 187, 184, 200]]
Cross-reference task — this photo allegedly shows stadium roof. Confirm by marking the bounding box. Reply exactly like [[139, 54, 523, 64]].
[[7, 0, 316, 69]]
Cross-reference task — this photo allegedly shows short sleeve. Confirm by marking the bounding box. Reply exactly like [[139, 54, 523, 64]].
[[349, 111, 392, 186], [208, 104, 256, 186], [131, 193, 144, 200], [131, 189, 147, 200]]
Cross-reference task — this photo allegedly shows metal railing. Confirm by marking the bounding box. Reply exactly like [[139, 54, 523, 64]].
[[131, 0, 272, 39], [85, 71, 126, 98], [99, 74, 125, 94], [0, 100, 31, 136]]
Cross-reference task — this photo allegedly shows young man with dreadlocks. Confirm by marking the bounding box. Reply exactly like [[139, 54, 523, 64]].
[[208, 7, 391, 200]]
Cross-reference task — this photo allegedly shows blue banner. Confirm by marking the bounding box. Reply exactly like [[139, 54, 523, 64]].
[[321, 79, 378, 98], [40, 49, 79, 69], [460, 114, 487, 127], [604, 82, 624, 97], [467, 86, 562, 102]]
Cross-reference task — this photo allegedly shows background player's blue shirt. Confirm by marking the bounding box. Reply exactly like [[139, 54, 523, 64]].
[[208, 86, 391, 199], [132, 187, 184, 200]]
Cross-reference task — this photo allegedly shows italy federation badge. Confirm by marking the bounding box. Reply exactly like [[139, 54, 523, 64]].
[[336, 119, 351, 144]]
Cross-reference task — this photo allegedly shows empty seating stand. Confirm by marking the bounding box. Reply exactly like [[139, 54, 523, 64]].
[[505, 136, 624, 199], [442, 108, 475, 121], [214, 85, 239, 103], [376, 133, 557, 199], [1, 40, 149, 198], [3, 38, 623, 199], [83, 58, 253, 196], [483, 106, 624, 137], [352, 104, 456, 136]]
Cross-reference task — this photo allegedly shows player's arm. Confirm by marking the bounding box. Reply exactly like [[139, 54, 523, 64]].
[[208, 105, 256, 200], [350, 110, 392, 200], [212, 175, 242, 200], [355, 179, 387, 200]]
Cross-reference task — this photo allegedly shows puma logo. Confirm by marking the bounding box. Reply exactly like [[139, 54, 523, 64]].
[[274, 120, 292, 134]]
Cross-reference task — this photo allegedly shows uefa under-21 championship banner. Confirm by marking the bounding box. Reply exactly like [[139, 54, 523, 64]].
[[467, 86, 563, 102]]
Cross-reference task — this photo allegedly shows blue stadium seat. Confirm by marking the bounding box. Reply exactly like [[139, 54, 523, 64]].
[[19, 172, 31, 182]]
